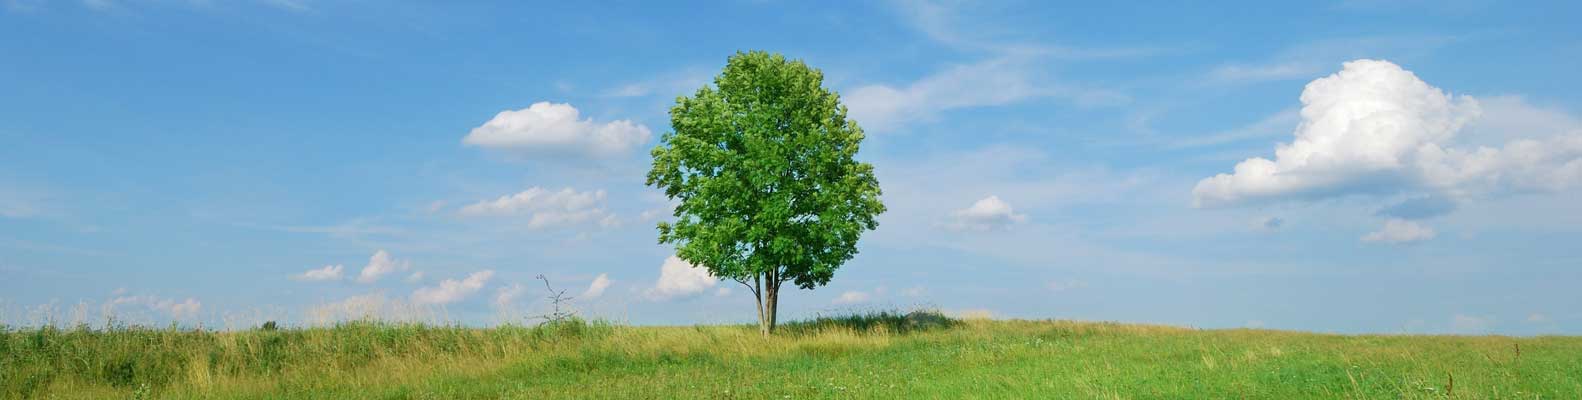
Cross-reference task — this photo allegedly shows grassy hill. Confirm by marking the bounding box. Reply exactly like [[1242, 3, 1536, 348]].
[[3, 312, 1579, 399]]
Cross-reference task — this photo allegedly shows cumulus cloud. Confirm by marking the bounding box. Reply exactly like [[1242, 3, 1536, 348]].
[[946, 195, 1028, 231], [493, 283, 527, 308], [647, 256, 717, 300], [1194, 59, 1582, 208], [412, 270, 495, 305], [292, 264, 344, 282], [1361, 219, 1436, 244], [581, 273, 611, 299], [462, 102, 651, 158], [832, 291, 871, 305], [356, 250, 408, 284], [458, 187, 615, 230]]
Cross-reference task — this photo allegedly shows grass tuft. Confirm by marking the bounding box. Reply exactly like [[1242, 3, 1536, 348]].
[[780, 309, 959, 336]]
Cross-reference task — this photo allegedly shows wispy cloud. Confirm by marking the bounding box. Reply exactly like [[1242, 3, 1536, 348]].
[[889, 0, 1169, 59], [845, 57, 1128, 133], [1361, 219, 1437, 244], [1204, 34, 1462, 85], [1165, 109, 1300, 149], [600, 66, 713, 99], [291, 264, 345, 282], [412, 270, 495, 305], [457, 187, 617, 230]]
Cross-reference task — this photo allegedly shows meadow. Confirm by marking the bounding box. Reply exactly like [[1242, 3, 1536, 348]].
[[3, 312, 1579, 399]]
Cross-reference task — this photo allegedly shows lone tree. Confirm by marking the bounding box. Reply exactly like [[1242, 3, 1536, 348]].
[[647, 51, 885, 335]]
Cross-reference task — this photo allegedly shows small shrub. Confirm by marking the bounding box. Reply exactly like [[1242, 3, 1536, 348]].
[[260, 321, 278, 331], [781, 309, 960, 336]]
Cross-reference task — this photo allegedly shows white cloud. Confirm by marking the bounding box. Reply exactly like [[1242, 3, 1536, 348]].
[[458, 187, 615, 230], [291, 264, 344, 282], [106, 294, 202, 319], [462, 102, 651, 158], [1168, 109, 1301, 149], [647, 255, 717, 300], [1450, 314, 1493, 334], [1194, 59, 1582, 208], [847, 57, 1132, 132], [845, 59, 1126, 133], [166, 298, 201, 319], [947, 195, 1028, 231], [832, 291, 870, 305], [404, 271, 425, 283], [581, 273, 611, 299], [1526, 313, 1551, 323], [1210, 62, 1320, 83], [412, 270, 495, 305], [356, 250, 408, 284], [1204, 35, 1459, 86], [493, 283, 527, 308], [600, 67, 712, 99], [846, 59, 1037, 133], [1361, 219, 1437, 244]]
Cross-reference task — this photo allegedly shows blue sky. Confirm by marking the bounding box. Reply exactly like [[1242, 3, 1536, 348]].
[[3, 0, 1579, 334]]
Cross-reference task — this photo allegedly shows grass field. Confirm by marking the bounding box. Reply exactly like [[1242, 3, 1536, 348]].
[[3, 312, 1579, 399]]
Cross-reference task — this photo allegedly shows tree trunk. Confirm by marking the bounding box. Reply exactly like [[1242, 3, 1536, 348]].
[[756, 272, 781, 336], [765, 280, 779, 334]]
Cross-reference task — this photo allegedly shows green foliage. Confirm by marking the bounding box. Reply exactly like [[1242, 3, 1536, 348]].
[[780, 310, 960, 336], [647, 50, 885, 290]]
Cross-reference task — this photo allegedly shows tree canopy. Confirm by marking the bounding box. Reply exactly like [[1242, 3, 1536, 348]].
[[647, 50, 885, 334]]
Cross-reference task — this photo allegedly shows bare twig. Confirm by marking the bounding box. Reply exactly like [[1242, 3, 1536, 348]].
[[531, 274, 577, 325]]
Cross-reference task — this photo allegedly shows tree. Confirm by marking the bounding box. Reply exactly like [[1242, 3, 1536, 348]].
[[647, 51, 886, 335]]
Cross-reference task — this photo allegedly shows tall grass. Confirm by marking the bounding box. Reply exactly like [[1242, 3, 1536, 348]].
[[3, 313, 1580, 399]]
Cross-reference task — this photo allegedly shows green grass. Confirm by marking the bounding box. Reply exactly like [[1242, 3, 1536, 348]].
[[4, 312, 1580, 399]]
